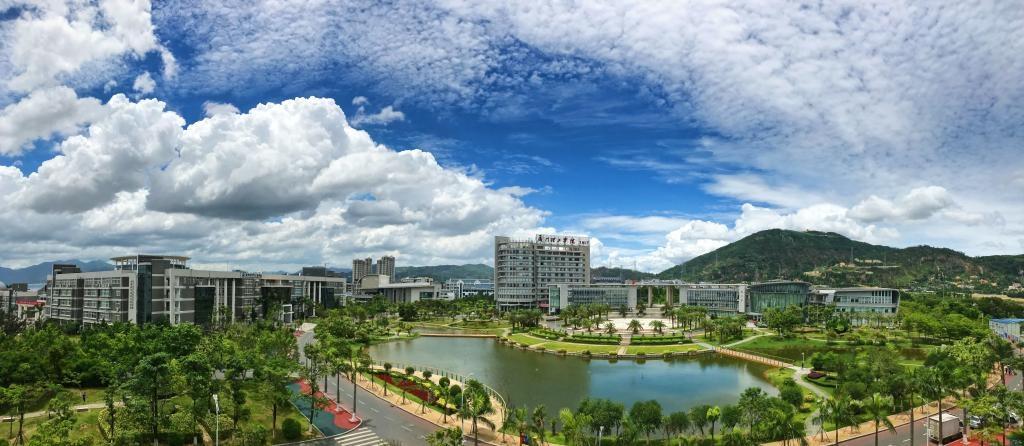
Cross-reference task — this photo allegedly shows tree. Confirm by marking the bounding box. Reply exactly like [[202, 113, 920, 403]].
[[460, 380, 496, 446], [629, 400, 663, 444], [780, 379, 804, 408], [619, 305, 629, 318], [628, 319, 643, 335], [666, 411, 690, 443], [861, 393, 896, 446], [531, 405, 548, 446], [826, 394, 857, 446], [438, 376, 452, 423], [427, 427, 464, 446], [649, 320, 666, 334], [177, 352, 215, 446], [558, 408, 592, 446], [690, 403, 710, 437], [124, 352, 173, 444], [382, 362, 393, 396], [706, 406, 721, 440], [603, 322, 616, 335], [577, 398, 623, 437]]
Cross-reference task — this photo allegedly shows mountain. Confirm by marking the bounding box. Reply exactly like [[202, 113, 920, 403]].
[[591, 266, 655, 281], [394, 264, 493, 282], [657, 229, 1024, 289], [0, 260, 114, 285]]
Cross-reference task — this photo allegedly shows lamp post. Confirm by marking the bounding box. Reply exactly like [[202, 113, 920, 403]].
[[212, 394, 220, 446], [801, 352, 805, 369], [598, 425, 604, 445]]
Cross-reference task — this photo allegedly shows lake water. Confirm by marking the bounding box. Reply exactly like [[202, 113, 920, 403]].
[[367, 336, 777, 414]]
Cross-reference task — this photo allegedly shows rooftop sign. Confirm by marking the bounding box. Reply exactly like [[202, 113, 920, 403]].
[[536, 234, 589, 246]]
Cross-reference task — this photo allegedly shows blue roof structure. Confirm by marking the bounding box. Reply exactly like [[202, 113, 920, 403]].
[[991, 318, 1024, 324]]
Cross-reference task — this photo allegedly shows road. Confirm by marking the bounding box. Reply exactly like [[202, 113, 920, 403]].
[[297, 329, 440, 446], [833, 372, 1023, 446]]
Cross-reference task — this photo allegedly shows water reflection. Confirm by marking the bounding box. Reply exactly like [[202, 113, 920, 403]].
[[368, 337, 777, 413]]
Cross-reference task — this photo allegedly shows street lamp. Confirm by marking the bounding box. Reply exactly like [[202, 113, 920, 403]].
[[460, 373, 474, 433], [801, 352, 805, 369], [212, 394, 220, 446], [598, 425, 604, 445]]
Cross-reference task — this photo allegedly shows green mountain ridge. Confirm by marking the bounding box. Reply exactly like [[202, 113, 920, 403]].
[[394, 264, 494, 282], [657, 229, 1024, 289]]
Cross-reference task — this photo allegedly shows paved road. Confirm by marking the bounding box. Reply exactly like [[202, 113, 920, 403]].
[[297, 330, 440, 446], [833, 372, 1024, 446]]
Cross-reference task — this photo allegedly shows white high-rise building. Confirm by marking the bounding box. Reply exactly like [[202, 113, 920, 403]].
[[494, 234, 590, 312], [352, 258, 372, 283]]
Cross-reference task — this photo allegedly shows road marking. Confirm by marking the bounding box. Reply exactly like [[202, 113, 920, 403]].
[[402, 425, 413, 432], [369, 407, 379, 413], [337, 427, 387, 446]]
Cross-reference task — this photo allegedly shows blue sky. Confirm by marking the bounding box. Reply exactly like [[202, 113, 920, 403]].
[[0, 1, 1022, 271]]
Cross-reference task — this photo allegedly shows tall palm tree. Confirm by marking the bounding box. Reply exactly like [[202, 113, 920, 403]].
[[811, 398, 832, 444], [460, 380, 496, 446], [827, 393, 856, 446], [438, 376, 452, 423], [707, 406, 721, 440], [558, 408, 592, 446], [531, 405, 548, 446], [862, 393, 896, 446]]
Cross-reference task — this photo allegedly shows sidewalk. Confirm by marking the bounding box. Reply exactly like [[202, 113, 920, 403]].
[[1, 402, 111, 422]]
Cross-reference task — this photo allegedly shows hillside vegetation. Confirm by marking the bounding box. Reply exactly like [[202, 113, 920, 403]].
[[657, 229, 1024, 289]]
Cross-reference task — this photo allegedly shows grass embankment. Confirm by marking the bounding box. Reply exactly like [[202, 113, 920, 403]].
[[625, 344, 703, 355], [736, 332, 934, 366], [763, 368, 816, 425]]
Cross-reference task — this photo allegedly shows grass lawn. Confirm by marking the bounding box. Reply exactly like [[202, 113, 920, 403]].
[[507, 333, 548, 346], [2, 409, 105, 444], [625, 344, 703, 355], [737, 334, 933, 365], [538, 342, 620, 354]]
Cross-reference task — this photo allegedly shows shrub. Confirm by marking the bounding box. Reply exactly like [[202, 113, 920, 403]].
[[581, 350, 591, 356], [281, 418, 302, 441], [557, 349, 567, 355]]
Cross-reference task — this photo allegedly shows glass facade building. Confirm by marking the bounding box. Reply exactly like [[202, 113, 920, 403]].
[[746, 281, 811, 316]]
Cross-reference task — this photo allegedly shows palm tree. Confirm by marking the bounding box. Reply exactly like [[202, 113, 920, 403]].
[[532, 405, 548, 446], [811, 398, 831, 444], [827, 393, 856, 446], [649, 320, 666, 334], [382, 362, 392, 396], [707, 406, 721, 440], [604, 322, 617, 335], [628, 319, 643, 334], [460, 380, 496, 445], [558, 408, 592, 446], [862, 393, 896, 446]]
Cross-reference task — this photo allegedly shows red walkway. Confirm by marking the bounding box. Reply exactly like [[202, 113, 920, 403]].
[[296, 379, 361, 431]]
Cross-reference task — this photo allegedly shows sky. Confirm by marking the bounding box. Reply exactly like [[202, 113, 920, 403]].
[[0, 0, 1022, 272]]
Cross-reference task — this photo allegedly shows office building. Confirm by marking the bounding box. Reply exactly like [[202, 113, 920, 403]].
[[494, 234, 591, 312], [377, 256, 395, 281], [46, 255, 346, 326], [547, 284, 636, 314], [680, 283, 747, 316]]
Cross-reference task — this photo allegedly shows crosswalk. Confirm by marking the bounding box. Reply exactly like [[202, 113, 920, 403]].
[[336, 427, 388, 446]]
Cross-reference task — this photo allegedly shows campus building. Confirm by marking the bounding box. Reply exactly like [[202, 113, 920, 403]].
[[679, 283, 747, 316], [546, 284, 637, 314], [377, 256, 395, 282], [494, 234, 591, 311], [45, 255, 347, 326], [352, 258, 373, 282], [442, 278, 494, 298], [354, 274, 442, 304], [811, 287, 901, 324], [746, 281, 811, 317], [990, 318, 1024, 344]]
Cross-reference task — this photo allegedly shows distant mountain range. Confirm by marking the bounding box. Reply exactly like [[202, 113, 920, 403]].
[[0, 260, 113, 285], [395, 264, 493, 282], [657, 229, 1024, 289]]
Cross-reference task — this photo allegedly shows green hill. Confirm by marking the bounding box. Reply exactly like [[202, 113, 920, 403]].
[[657, 229, 1024, 289], [394, 264, 493, 282]]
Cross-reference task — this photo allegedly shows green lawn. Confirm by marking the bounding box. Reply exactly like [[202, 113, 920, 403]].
[[625, 344, 703, 355], [538, 342, 620, 354], [507, 333, 548, 346], [736, 334, 933, 365]]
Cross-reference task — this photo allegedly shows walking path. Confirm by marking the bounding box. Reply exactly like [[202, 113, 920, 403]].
[[2, 402, 112, 421]]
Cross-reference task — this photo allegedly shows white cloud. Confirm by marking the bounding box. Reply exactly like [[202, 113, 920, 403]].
[[352, 96, 368, 106], [0, 86, 105, 156], [132, 72, 155, 95], [350, 104, 406, 127], [0, 95, 547, 269], [201, 101, 240, 117], [2, 0, 175, 92], [849, 186, 957, 223]]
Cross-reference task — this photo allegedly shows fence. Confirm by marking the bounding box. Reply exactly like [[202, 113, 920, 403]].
[[713, 346, 794, 368]]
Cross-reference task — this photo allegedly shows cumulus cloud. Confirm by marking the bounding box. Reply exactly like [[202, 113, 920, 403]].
[[350, 104, 405, 127], [0, 95, 546, 269], [0, 86, 105, 156], [2, 0, 175, 92], [849, 186, 957, 223], [201, 101, 240, 117], [132, 72, 155, 95]]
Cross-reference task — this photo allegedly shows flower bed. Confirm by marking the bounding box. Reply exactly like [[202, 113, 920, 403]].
[[374, 372, 433, 403]]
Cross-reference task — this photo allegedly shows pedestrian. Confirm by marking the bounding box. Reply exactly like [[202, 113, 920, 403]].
[[81, 391, 86, 403]]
